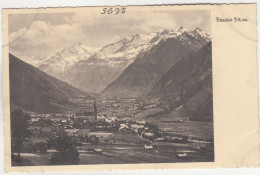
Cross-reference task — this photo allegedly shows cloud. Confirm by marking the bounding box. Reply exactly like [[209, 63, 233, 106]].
[[9, 10, 210, 59], [139, 12, 177, 32], [9, 20, 85, 57], [68, 10, 178, 33], [9, 27, 27, 44]]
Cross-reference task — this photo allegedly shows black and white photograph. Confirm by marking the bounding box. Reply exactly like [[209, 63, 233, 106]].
[[8, 8, 214, 166]]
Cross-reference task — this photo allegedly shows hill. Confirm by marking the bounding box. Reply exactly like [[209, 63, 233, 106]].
[[9, 54, 91, 113]]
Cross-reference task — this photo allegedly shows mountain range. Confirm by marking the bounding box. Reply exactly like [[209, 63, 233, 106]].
[[102, 27, 210, 97], [23, 26, 211, 94], [29, 42, 97, 81]]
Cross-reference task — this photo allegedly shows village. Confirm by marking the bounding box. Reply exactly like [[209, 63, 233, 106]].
[[12, 97, 214, 165]]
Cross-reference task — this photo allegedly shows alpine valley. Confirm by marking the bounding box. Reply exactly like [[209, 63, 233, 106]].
[[10, 24, 214, 166], [10, 26, 212, 121]]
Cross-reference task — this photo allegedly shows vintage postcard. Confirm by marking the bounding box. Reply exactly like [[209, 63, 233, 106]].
[[1, 4, 259, 172]]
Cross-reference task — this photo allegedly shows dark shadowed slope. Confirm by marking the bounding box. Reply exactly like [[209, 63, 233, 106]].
[[102, 31, 209, 98], [150, 42, 213, 121], [9, 54, 91, 113]]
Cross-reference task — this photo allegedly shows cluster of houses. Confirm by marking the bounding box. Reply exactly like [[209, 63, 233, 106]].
[[27, 98, 211, 154], [116, 119, 191, 144], [118, 120, 146, 132], [117, 120, 159, 140]]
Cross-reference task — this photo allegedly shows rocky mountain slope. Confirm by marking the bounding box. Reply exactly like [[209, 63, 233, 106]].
[[61, 33, 160, 93], [102, 27, 210, 97], [36, 42, 97, 80], [9, 54, 91, 113], [150, 42, 213, 121]]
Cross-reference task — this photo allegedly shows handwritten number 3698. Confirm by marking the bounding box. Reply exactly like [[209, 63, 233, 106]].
[[101, 8, 126, 15]]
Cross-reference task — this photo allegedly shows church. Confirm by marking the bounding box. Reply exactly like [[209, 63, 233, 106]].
[[75, 98, 97, 122]]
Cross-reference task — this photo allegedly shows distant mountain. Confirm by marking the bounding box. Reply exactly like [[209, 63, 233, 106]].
[[102, 27, 210, 97], [63, 33, 158, 93], [28, 27, 210, 94], [28, 36, 156, 93], [35, 42, 97, 80], [27, 55, 51, 67], [9, 54, 91, 113], [150, 42, 213, 121]]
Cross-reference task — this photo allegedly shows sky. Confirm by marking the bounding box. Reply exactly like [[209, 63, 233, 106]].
[[8, 10, 210, 59]]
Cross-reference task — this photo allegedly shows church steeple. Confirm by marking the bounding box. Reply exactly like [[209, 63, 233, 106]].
[[94, 97, 97, 121]]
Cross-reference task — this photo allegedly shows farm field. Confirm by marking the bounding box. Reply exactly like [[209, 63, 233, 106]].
[[13, 129, 213, 166], [133, 110, 213, 139], [15, 145, 212, 166]]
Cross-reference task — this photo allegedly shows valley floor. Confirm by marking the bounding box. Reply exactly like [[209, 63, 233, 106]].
[[12, 97, 214, 166]]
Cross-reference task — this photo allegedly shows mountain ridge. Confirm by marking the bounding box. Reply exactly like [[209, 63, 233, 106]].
[[149, 42, 213, 121], [102, 27, 210, 97], [9, 53, 91, 113], [23, 27, 211, 94]]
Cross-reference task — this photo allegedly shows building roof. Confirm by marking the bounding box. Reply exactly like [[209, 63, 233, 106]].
[[75, 111, 95, 116]]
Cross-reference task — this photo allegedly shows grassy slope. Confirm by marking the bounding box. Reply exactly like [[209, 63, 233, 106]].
[[10, 53, 92, 113]]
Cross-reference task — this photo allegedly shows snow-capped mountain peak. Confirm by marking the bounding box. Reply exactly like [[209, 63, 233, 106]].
[[175, 26, 189, 34], [36, 42, 97, 74], [194, 27, 203, 32], [60, 42, 97, 56], [130, 34, 141, 43], [26, 55, 50, 67], [193, 27, 211, 42], [96, 33, 156, 64], [31, 54, 47, 60], [176, 26, 183, 32], [94, 26, 211, 66]]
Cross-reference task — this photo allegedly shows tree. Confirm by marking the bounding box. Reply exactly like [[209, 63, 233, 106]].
[[47, 132, 79, 165], [36, 118, 52, 127], [11, 109, 31, 158], [89, 135, 99, 144]]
